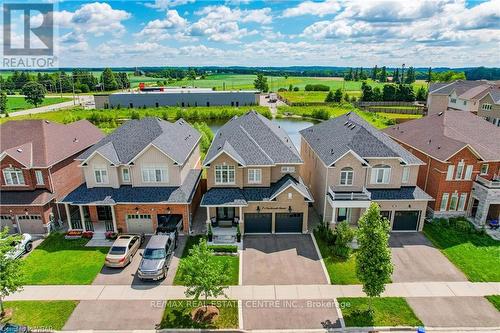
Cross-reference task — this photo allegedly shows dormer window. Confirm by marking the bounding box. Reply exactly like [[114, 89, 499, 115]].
[[35, 170, 44, 185], [340, 167, 353, 186], [94, 166, 109, 184], [371, 165, 391, 184], [3, 168, 25, 185]]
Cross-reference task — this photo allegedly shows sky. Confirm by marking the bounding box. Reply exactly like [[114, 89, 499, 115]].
[[3, 0, 500, 68]]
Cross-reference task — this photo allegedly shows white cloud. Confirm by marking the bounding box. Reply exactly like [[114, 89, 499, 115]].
[[135, 10, 188, 40], [145, 0, 195, 10], [282, 0, 340, 18]]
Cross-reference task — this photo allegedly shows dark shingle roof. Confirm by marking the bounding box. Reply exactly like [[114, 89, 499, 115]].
[[1, 190, 55, 205], [429, 80, 487, 96], [60, 169, 201, 204], [300, 112, 422, 166], [203, 111, 302, 166], [78, 118, 200, 165], [369, 186, 433, 201]]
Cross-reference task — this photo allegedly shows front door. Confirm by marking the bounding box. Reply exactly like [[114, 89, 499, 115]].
[[217, 207, 235, 222]]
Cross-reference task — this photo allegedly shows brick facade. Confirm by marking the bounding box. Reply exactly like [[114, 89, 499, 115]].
[[114, 203, 190, 233]]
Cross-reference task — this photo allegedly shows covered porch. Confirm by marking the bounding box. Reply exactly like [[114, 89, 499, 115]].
[[63, 203, 117, 236], [326, 187, 371, 227]]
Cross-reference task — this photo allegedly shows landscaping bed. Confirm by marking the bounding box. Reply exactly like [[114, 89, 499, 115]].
[[174, 236, 239, 285], [22, 233, 108, 285], [158, 300, 238, 329], [337, 297, 422, 327], [423, 219, 500, 282], [1, 301, 78, 330]]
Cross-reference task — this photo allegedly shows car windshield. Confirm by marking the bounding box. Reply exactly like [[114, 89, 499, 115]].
[[143, 248, 166, 259], [109, 246, 126, 255]]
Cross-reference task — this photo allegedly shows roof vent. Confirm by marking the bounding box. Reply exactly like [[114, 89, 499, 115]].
[[330, 149, 334, 155], [217, 145, 222, 150], [350, 125, 356, 130], [438, 112, 443, 116], [437, 146, 441, 149], [344, 121, 349, 126], [44, 120, 50, 124], [428, 139, 431, 144], [16, 148, 22, 153], [73, 138, 79, 143]]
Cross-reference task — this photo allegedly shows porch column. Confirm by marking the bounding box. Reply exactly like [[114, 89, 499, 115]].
[[110, 205, 118, 232], [239, 206, 244, 235], [65, 203, 73, 230], [330, 206, 336, 225], [206, 206, 211, 223], [79, 205, 87, 232]]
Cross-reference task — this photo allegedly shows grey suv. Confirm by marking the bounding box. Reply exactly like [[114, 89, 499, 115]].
[[137, 234, 176, 281]]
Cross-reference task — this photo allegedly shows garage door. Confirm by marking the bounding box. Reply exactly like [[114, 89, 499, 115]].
[[244, 213, 272, 233], [275, 213, 303, 233], [126, 214, 154, 234], [17, 215, 45, 234], [393, 211, 420, 231], [0, 215, 15, 233]]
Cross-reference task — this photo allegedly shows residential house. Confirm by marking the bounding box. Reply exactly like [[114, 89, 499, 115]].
[[385, 111, 500, 226], [300, 112, 432, 231], [427, 80, 498, 115], [0, 120, 104, 234], [60, 117, 203, 236], [477, 89, 500, 126], [200, 111, 313, 239]]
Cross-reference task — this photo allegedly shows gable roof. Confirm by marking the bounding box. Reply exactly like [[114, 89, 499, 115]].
[[300, 112, 422, 167], [203, 111, 302, 166], [430, 80, 488, 96], [384, 111, 500, 162], [486, 89, 500, 104], [0, 120, 104, 168], [78, 117, 201, 165]]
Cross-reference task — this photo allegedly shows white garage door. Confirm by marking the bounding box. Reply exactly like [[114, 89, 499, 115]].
[[17, 215, 45, 234], [126, 214, 154, 234], [0, 215, 15, 233]]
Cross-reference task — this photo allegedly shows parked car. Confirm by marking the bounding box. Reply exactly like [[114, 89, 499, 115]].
[[0, 323, 30, 333], [104, 234, 142, 268], [137, 234, 176, 281], [5, 234, 33, 259]]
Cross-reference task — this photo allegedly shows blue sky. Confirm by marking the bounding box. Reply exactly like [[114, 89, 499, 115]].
[[7, 0, 500, 67]]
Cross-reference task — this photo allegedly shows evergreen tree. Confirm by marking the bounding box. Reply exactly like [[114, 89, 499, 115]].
[[405, 67, 416, 84], [361, 82, 374, 101], [427, 67, 432, 83], [325, 90, 335, 102], [371, 65, 379, 80], [416, 86, 428, 101], [393, 68, 399, 83], [253, 74, 269, 92], [333, 88, 343, 103], [0, 92, 7, 114], [101, 68, 118, 91], [379, 66, 387, 82]]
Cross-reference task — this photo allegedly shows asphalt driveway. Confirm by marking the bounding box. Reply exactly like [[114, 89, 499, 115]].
[[92, 236, 186, 286], [390, 233, 467, 282], [406, 297, 500, 327], [63, 300, 164, 330], [242, 235, 328, 285], [242, 299, 341, 330]]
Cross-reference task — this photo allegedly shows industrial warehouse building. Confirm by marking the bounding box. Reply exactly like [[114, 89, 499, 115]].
[[94, 88, 259, 109]]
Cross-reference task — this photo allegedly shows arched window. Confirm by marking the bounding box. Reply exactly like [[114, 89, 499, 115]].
[[371, 164, 391, 184], [340, 167, 353, 186]]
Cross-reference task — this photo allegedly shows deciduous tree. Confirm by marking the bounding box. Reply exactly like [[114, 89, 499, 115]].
[[22, 81, 46, 107], [0, 229, 24, 316], [253, 74, 269, 92]]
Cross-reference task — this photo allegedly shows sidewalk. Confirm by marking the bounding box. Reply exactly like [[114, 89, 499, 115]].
[[6, 282, 500, 301]]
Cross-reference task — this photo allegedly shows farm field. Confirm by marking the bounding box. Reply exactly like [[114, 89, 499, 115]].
[[6, 96, 72, 112]]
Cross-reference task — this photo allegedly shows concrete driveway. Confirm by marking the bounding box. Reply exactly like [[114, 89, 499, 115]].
[[390, 233, 467, 282], [406, 297, 500, 327], [242, 235, 328, 285], [92, 236, 186, 286], [242, 299, 341, 330], [63, 300, 164, 330]]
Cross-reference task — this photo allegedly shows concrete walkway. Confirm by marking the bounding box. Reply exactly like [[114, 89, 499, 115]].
[[6, 282, 499, 301]]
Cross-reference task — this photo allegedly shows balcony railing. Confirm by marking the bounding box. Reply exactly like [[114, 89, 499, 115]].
[[104, 220, 115, 232], [475, 175, 500, 189], [329, 187, 371, 201]]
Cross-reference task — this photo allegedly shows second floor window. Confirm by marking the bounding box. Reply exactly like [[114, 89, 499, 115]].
[[482, 103, 492, 111], [371, 165, 391, 184], [3, 168, 25, 185], [248, 168, 262, 184], [340, 167, 353, 186], [455, 161, 465, 180], [122, 168, 131, 183], [450, 98, 457, 103], [94, 168, 108, 184], [35, 170, 44, 185], [281, 166, 296, 173], [464, 165, 473, 180], [215, 165, 235, 184], [402, 166, 410, 184], [481, 164, 489, 175], [142, 166, 167, 183], [446, 165, 455, 180]]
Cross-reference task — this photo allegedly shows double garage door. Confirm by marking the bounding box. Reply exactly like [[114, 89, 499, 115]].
[[244, 213, 303, 234], [126, 214, 154, 234], [392, 211, 420, 231], [17, 215, 45, 234]]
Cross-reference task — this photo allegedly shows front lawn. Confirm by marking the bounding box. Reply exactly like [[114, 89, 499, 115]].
[[2, 301, 78, 330], [486, 295, 500, 311], [313, 230, 360, 284], [423, 222, 500, 282], [174, 236, 239, 286], [6, 96, 72, 112], [159, 300, 238, 329], [22, 233, 108, 285], [338, 297, 422, 327]]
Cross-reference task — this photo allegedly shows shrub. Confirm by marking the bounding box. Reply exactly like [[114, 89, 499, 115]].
[[207, 245, 238, 253], [304, 84, 330, 91], [293, 87, 299, 91], [455, 218, 475, 233], [315, 221, 336, 246], [332, 221, 356, 259], [130, 110, 140, 119], [311, 108, 330, 120]]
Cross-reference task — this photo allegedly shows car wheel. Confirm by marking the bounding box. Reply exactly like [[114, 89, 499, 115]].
[[25, 242, 33, 252]]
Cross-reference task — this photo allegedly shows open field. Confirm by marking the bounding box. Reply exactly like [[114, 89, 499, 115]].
[[6, 96, 72, 112]]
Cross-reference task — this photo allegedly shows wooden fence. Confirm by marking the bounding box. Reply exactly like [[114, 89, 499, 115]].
[[356, 101, 425, 115]]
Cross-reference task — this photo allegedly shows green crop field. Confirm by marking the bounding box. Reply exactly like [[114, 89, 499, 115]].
[[6, 96, 72, 112]]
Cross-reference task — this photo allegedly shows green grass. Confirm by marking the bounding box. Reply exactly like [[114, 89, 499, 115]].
[[174, 236, 239, 286], [423, 223, 500, 282], [377, 112, 422, 120], [6, 96, 72, 112], [338, 297, 423, 327], [486, 295, 500, 311], [2, 301, 78, 330], [22, 233, 108, 285], [313, 230, 360, 284], [159, 300, 238, 329], [278, 91, 329, 103]]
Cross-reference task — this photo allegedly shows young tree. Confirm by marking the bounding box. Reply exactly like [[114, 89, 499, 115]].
[[288, 84, 293, 92], [355, 202, 393, 310], [333, 88, 343, 102], [0, 92, 7, 114], [325, 90, 335, 102], [427, 67, 432, 83], [180, 239, 229, 311], [253, 74, 269, 92], [0, 230, 24, 316], [22, 81, 46, 107]]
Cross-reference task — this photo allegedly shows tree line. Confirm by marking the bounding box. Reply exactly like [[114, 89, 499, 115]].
[[360, 82, 428, 102], [344, 66, 422, 84]]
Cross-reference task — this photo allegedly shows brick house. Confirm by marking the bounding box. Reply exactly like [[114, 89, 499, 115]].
[[384, 111, 500, 226], [300, 112, 432, 231], [60, 117, 203, 236], [0, 120, 104, 234], [200, 111, 313, 240]]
